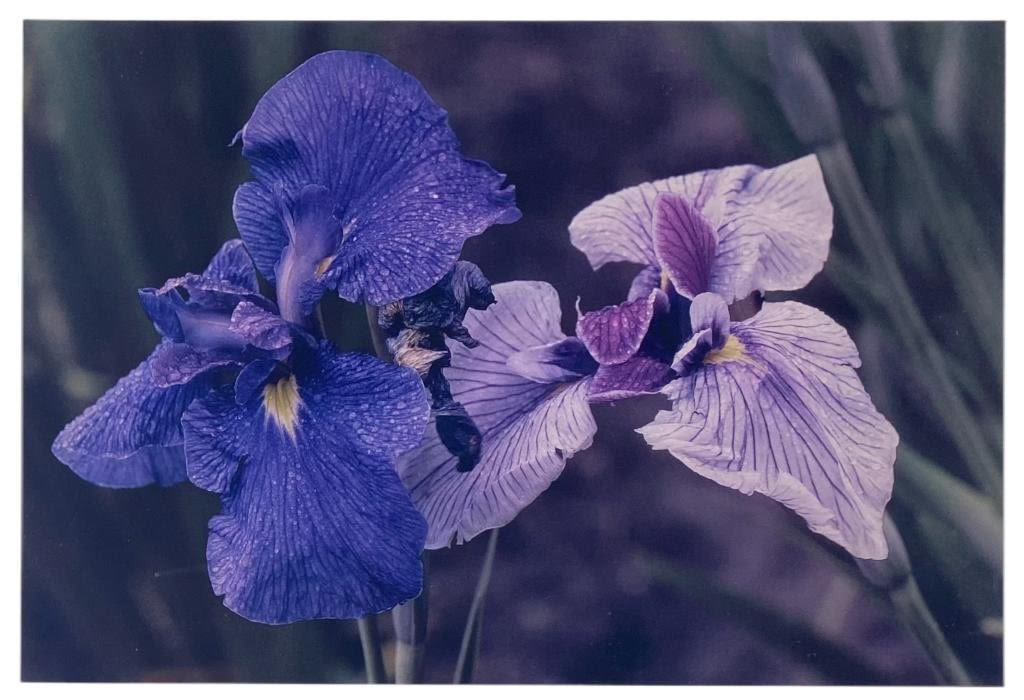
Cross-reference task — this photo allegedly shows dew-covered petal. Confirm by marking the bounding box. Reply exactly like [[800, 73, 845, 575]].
[[182, 342, 430, 623], [149, 342, 242, 388], [234, 51, 520, 305], [51, 343, 212, 488], [203, 239, 261, 294], [639, 301, 897, 559], [588, 355, 674, 403], [398, 281, 597, 549], [229, 300, 293, 352], [575, 290, 658, 366], [569, 156, 831, 302]]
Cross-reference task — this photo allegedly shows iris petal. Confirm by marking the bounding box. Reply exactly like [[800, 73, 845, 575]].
[[233, 51, 520, 306], [640, 301, 897, 559], [569, 156, 832, 303], [399, 281, 597, 549], [182, 342, 430, 623], [51, 342, 213, 488]]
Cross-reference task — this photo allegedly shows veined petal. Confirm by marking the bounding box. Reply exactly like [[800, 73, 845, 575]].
[[202, 239, 261, 294], [229, 301, 293, 352], [51, 342, 212, 488], [575, 290, 658, 366], [588, 355, 674, 403], [570, 156, 831, 302], [399, 281, 597, 549], [234, 51, 520, 306], [653, 193, 717, 298], [149, 342, 243, 388], [182, 342, 430, 623], [639, 301, 897, 559]]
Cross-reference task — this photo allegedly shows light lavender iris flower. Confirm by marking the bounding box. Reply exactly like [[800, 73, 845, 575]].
[[401, 156, 898, 559]]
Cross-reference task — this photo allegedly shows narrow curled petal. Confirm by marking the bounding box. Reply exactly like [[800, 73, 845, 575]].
[[51, 343, 211, 488], [569, 156, 831, 302], [234, 51, 520, 305], [588, 355, 675, 402], [640, 302, 897, 559], [575, 290, 658, 366], [688, 292, 731, 349], [507, 337, 598, 384], [398, 281, 597, 549], [628, 265, 662, 301], [182, 342, 430, 623]]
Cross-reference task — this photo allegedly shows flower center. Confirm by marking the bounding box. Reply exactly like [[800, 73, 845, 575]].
[[704, 335, 749, 365]]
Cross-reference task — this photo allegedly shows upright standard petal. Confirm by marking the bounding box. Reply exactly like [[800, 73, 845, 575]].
[[181, 342, 430, 623], [569, 156, 832, 302], [639, 301, 897, 559], [52, 343, 212, 488], [233, 51, 520, 306], [399, 281, 598, 549]]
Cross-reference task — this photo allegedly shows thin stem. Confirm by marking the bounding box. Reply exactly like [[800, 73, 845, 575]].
[[356, 616, 387, 683], [856, 515, 972, 685], [392, 554, 430, 684], [364, 304, 391, 360], [454, 528, 500, 683]]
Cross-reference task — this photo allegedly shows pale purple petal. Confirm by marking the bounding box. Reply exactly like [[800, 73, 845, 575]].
[[506, 337, 597, 384], [640, 301, 897, 559], [570, 156, 832, 302], [398, 281, 597, 549]]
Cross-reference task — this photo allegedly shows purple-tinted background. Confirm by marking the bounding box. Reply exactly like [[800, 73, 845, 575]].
[[23, 21, 1002, 683]]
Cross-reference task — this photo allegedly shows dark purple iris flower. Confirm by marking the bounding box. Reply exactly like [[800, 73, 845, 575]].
[[400, 156, 898, 559], [232, 50, 521, 326], [53, 241, 431, 623], [52, 50, 524, 623]]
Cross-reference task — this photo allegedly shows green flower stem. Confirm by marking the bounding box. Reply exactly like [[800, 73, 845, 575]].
[[454, 527, 500, 683], [897, 446, 1003, 574], [856, 516, 972, 685], [356, 616, 387, 683], [392, 554, 430, 684]]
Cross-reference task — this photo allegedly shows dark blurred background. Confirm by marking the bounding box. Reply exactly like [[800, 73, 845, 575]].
[[23, 21, 1003, 684]]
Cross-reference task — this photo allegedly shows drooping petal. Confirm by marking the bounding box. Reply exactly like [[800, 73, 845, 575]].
[[575, 290, 658, 366], [234, 51, 520, 306], [569, 156, 831, 302], [639, 301, 897, 559], [398, 281, 597, 549], [588, 355, 674, 403], [181, 342, 430, 623], [51, 343, 212, 488]]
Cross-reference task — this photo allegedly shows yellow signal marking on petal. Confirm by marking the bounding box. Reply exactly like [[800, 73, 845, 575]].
[[659, 270, 672, 293], [704, 335, 750, 365], [315, 254, 337, 278], [263, 375, 301, 440]]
